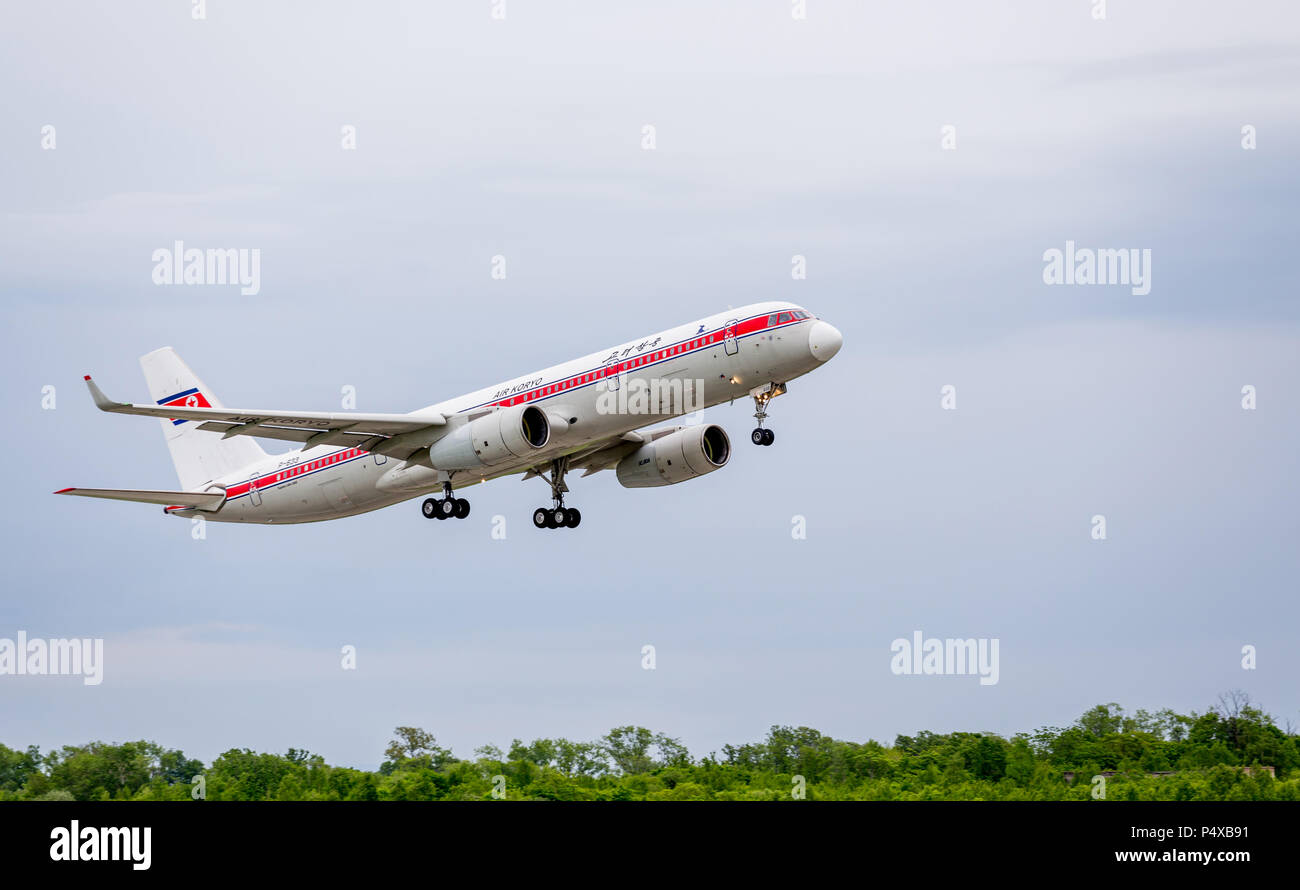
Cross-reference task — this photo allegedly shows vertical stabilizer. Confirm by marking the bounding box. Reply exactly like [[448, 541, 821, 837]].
[[138, 347, 267, 490]]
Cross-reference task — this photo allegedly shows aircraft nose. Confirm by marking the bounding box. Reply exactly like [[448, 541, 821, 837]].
[[808, 321, 843, 362]]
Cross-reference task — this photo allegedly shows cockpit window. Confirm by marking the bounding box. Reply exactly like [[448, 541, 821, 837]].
[[776, 312, 792, 324], [767, 313, 779, 326]]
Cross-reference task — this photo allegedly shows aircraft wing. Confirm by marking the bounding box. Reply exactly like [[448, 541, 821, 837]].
[[83, 375, 445, 456], [520, 425, 685, 480]]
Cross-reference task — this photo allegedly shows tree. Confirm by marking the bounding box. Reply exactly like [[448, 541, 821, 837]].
[[7, 692, 1299, 801], [45, 741, 159, 800], [0, 744, 41, 793], [156, 747, 203, 785], [601, 727, 656, 775], [764, 726, 832, 779], [474, 744, 504, 760], [512, 738, 607, 777], [1005, 737, 1036, 786], [1214, 691, 1252, 748], [508, 738, 557, 768], [383, 727, 453, 772], [208, 749, 294, 801], [966, 735, 1007, 781], [599, 727, 690, 775], [1077, 703, 1125, 738]]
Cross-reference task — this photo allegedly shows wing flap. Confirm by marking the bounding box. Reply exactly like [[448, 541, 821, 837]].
[[195, 421, 316, 443], [517, 431, 653, 480]]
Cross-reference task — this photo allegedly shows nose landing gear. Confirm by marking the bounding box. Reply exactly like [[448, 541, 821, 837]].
[[750, 382, 786, 446]]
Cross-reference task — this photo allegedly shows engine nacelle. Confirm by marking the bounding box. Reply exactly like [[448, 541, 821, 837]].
[[616, 424, 731, 488], [427, 404, 550, 470]]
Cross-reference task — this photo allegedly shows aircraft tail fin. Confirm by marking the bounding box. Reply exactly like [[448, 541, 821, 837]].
[[138, 347, 267, 490]]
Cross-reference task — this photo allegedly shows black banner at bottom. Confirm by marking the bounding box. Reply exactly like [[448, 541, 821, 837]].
[[1, 801, 1286, 876]]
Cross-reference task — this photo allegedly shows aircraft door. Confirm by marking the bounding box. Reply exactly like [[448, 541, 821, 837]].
[[723, 319, 739, 356]]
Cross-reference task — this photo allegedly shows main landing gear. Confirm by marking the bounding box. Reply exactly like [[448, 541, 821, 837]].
[[750, 382, 786, 447], [422, 480, 470, 521], [532, 456, 581, 530]]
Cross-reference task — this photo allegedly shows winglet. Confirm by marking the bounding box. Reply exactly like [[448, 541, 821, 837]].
[[84, 375, 129, 412]]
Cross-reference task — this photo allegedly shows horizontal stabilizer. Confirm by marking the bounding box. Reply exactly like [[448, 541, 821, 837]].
[[53, 487, 227, 511]]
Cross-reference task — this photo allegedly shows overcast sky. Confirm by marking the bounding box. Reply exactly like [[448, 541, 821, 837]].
[[2, 1, 1298, 768]]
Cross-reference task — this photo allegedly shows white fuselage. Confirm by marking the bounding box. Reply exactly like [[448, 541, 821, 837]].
[[195, 301, 834, 523]]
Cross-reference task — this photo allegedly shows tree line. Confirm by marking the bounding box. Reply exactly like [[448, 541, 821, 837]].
[[2, 693, 1297, 801]]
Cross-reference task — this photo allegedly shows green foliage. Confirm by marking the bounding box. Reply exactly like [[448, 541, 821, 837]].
[[380, 727, 454, 775], [31, 740, 201, 801], [0, 744, 41, 792], [3, 693, 1297, 801]]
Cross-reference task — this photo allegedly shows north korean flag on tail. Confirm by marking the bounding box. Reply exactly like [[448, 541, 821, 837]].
[[156, 387, 212, 425]]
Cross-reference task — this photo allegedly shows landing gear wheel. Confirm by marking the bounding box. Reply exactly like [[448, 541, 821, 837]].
[[422, 498, 438, 519], [454, 498, 470, 519], [750, 383, 785, 447], [437, 498, 457, 519], [532, 456, 583, 530]]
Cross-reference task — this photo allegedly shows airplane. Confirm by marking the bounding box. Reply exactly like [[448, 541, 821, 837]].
[[56, 301, 843, 529]]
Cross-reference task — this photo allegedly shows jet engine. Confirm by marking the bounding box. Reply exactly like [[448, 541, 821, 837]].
[[615, 424, 731, 488], [427, 404, 549, 470]]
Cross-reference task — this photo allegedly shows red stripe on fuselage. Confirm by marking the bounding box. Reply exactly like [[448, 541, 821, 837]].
[[223, 312, 804, 500], [226, 447, 369, 499], [484, 312, 799, 409]]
